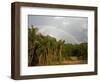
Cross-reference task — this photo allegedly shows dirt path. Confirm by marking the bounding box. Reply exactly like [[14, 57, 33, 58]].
[[62, 60, 85, 64]]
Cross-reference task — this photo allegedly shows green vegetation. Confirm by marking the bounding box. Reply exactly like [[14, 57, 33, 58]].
[[28, 25, 88, 66]]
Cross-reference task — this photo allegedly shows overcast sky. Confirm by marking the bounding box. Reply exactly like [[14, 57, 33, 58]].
[[28, 15, 88, 44]]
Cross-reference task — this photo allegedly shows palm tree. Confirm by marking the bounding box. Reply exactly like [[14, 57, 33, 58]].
[[57, 40, 65, 64], [28, 25, 67, 66]]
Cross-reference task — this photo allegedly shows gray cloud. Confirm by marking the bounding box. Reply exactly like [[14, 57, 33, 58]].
[[28, 15, 88, 44]]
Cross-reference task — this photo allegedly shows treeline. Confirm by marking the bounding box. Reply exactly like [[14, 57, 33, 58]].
[[28, 25, 87, 66], [63, 43, 87, 61]]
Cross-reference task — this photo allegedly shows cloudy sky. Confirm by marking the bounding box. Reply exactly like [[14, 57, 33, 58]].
[[28, 15, 88, 44]]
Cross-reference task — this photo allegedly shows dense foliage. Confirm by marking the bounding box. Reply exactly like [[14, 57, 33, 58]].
[[28, 25, 87, 66]]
